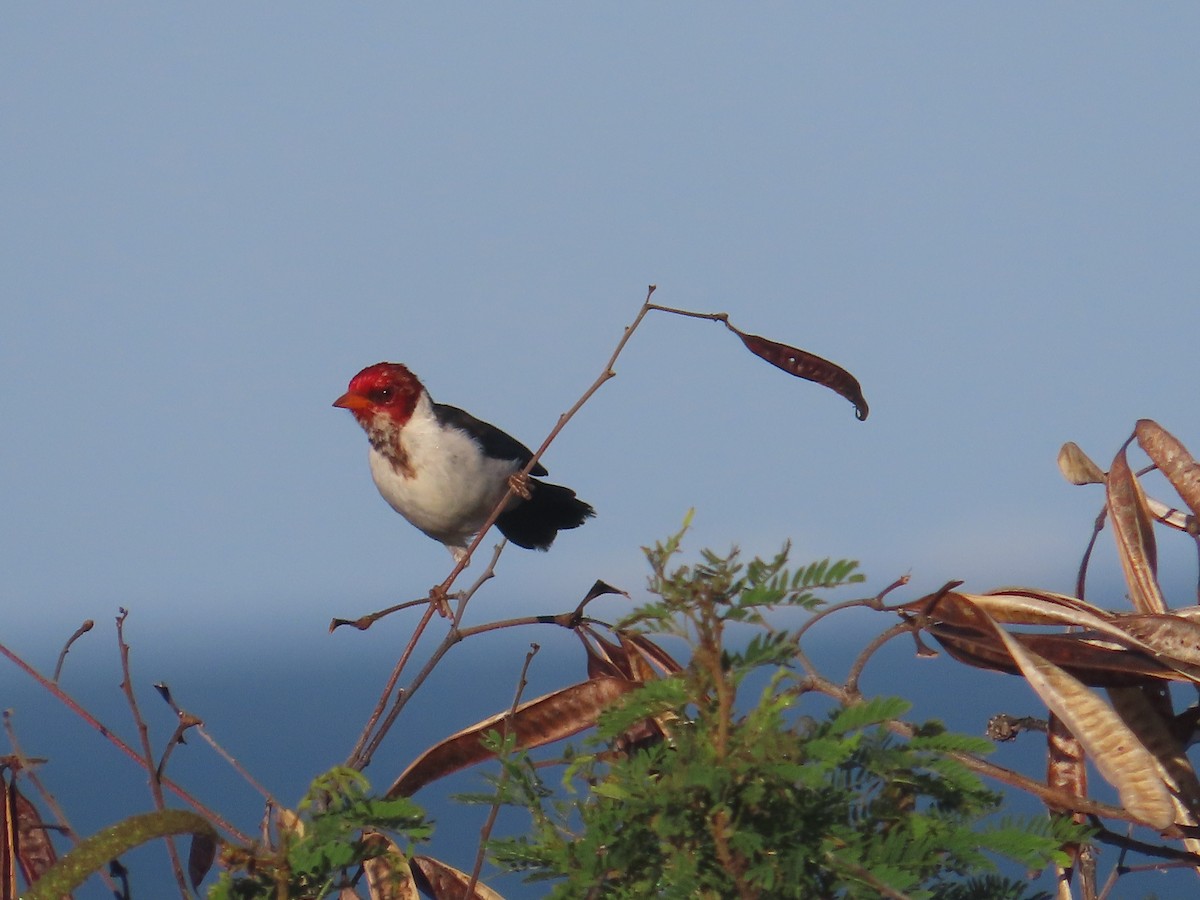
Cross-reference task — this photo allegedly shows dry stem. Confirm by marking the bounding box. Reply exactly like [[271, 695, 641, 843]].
[[116, 610, 189, 897]]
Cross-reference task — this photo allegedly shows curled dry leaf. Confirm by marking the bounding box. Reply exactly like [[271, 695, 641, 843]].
[[619, 632, 684, 678], [578, 627, 635, 681], [386, 675, 637, 798], [727, 326, 869, 420], [188, 830, 217, 890], [1057, 442, 1106, 486], [1107, 444, 1167, 615], [1107, 686, 1200, 811], [615, 633, 683, 744], [987, 621, 1174, 829], [360, 831, 419, 900], [2, 774, 13, 900], [1136, 419, 1200, 521], [1146, 497, 1195, 532], [410, 855, 504, 900], [576, 629, 678, 745], [927, 623, 1181, 687], [1107, 685, 1200, 871], [581, 579, 628, 605], [1117, 615, 1200, 672], [1046, 712, 1089, 873], [909, 588, 1116, 630], [914, 591, 1200, 685], [1046, 712, 1087, 812], [3, 779, 57, 891]]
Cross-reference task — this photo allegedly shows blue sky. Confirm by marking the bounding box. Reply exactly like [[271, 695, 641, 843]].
[[4, 5, 1200, 896]]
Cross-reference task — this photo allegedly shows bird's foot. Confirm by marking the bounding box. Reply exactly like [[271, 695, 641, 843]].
[[508, 471, 533, 500], [429, 584, 452, 618]]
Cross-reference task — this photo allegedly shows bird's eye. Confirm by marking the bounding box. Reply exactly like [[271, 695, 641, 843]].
[[375, 388, 394, 402]]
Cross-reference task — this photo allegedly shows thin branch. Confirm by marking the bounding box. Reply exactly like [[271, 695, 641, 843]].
[[346, 602, 438, 767], [453, 539, 505, 626], [0, 635, 249, 844], [843, 621, 914, 697], [52, 619, 93, 683], [431, 285, 659, 602], [644, 303, 729, 324], [456, 611, 586, 641], [115, 611, 189, 898], [791, 594, 892, 680], [1087, 818, 1200, 866], [1077, 505, 1108, 601], [793, 574, 909, 653], [154, 683, 280, 807], [348, 540, 506, 770], [329, 596, 433, 632], [466, 643, 541, 897]]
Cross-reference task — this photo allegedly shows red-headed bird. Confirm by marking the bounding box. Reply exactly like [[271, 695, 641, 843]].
[[334, 362, 594, 561]]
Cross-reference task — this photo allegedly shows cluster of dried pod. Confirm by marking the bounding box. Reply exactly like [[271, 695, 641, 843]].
[[900, 419, 1200, 875]]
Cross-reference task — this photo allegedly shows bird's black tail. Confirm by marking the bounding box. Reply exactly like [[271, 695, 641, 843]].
[[496, 479, 595, 551]]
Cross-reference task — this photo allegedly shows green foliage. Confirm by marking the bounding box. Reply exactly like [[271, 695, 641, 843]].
[[209, 767, 430, 899], [486, 529, 1082, 899]]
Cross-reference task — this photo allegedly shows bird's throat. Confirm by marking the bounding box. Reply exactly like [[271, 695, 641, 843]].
[[367, 428, 416, 479]]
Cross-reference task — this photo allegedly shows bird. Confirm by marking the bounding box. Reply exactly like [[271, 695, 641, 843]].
[[334, 362, 594, 562]]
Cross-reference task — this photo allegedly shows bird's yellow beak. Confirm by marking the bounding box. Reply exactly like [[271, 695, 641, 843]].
[[333, 392, 373, 411]]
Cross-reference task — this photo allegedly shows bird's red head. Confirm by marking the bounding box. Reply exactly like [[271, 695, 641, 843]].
[[333, 362, 424, 428]]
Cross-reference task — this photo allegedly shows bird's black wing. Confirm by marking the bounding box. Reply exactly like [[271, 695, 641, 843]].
[[432, 403, 549, 476]]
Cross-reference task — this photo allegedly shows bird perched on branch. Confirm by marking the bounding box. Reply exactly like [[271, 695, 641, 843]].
[[334, 362, 594, 562]]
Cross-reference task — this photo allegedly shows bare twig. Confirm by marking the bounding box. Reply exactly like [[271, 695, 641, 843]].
[[0, 637, 249, 843], [329, 596, 435, 632], [644, 303, 730, 324], [1077, 505, 1108, 601], [154, 683, 280, 807], [791, 588, 899, 681], [52, 619, 93, 683], [843, 621, 914, 697], [1087, 817, 1200, 866], [115, 610, 189, 898], [466, 643, 541, 896], [346, 602, 438, 767], [793, 575, 910, 652], [431, 285, 659, 600], [453, 539, 505, 626], [348, 540, 507, 769]]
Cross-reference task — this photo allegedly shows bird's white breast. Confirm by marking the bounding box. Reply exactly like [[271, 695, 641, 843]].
[[366, 394, 519, 549]]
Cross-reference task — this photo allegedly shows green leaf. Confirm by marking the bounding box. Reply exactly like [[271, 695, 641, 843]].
[[829, 696, 912, 734]]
